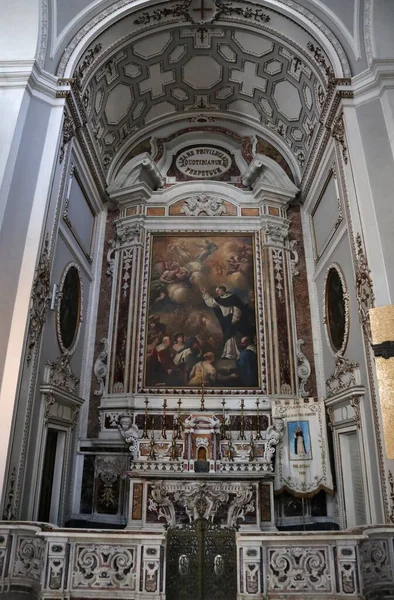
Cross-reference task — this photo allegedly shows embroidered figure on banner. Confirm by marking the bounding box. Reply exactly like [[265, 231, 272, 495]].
[[288, 421, 312, 461]]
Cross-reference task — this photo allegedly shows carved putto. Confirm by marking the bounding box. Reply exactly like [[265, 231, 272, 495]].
[[118, 416, 139, 459]]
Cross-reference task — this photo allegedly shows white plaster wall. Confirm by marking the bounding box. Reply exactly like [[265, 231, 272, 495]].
[[353, 99, 394, 305], [0, 0, 40, 60], [372, 0, 394, 59]]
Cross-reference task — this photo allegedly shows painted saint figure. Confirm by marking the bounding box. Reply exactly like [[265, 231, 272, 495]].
[[294, 425, 307, 456], [200, 285, 248, 359]]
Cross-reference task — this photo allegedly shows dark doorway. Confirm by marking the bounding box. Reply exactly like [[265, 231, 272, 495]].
[[38, 429, 58, 522], [166, 518, 237, 600]]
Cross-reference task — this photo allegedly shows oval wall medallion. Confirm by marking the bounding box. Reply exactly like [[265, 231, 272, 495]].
[[175, 146, 232, 179], [324, 264, 349, 355], [57, 263, 83, 354]]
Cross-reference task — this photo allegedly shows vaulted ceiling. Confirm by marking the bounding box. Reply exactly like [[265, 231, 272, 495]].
[[62, 0, 354, 180]]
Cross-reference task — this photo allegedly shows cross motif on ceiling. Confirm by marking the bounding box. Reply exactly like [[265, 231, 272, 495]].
[[192, 0, 214, 22], [230, 61, 267, 97]]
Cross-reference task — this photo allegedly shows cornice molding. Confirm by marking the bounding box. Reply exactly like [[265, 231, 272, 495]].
[[0, 60, 66, 105]]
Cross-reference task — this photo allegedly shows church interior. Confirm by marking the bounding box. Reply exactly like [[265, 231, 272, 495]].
[[1, 0, 394, 598]]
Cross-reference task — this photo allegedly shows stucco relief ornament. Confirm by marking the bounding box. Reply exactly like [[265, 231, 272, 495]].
[[355, 233, 375, 342], [73, 43, 102, 91], [46, 353, 80, 395], [180, 194, 227, 217], [59, 111, 75, 164], [296, 339, 311, 397], [27, 236, 51, 364], [289, 240, 299, 277], [326, 354, 359, 398], [93, 338, 108, 396], [332, 113, 348, 165]]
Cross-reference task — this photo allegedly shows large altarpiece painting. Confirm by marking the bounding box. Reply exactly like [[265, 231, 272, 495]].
[[144, 234, 260, 390]]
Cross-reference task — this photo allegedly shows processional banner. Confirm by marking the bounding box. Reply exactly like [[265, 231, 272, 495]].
[[272, 397, 334, 497]]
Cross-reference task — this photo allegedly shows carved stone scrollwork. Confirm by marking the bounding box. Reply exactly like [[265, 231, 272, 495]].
[[46, 353, 80, 395], [360, 539, 392, 588], [27, 236, 51, 364], [12, 536, 45, 582], [93, 338, 108, 396], [106, 239, 116, 277], [44, 394, 56, 424], [326, 354, 359, 398], [73, 544, 137, 590], [59, 111, 75, 164], [350, 397, 362, 429], [95, 456, 128, 487], [388, 471, 394, 524], [296, 339, 311, 397], [332, 113, 348, 165], [180, 194, 227, 217], [269, 546, 331, 592], [289, 239, 299, 277], [2, 467, 16, 520], [355, 233, 375, 342], [148, 481, 255, 527]]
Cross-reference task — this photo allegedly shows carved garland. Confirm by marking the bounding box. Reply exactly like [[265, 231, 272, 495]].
[[355, 233, 375, 343], [27, 236, 51, 364]]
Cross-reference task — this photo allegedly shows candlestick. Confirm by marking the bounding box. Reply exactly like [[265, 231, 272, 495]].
[[255, 399, 262, 440], [220, 399, 227, 440], [239, 398, 246, 440], [142, 398, 149, 439], [176, 398, 183, 439], [161, 399, 167, 439], [249, 431, 255, 461], [200, 380, 205, 411], [149, 417, 156, 460]]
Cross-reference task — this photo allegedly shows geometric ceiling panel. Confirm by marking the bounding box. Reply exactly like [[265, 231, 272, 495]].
[[124, 63, 141, 78], [273, 80, 302, 121], [229, 99, 260, 121], [145, 102, 176, 123], [303, 84, 313, 110], [105, 84, 133, 124], [264, 60, 283, 75], [133, 31, 172, 58], [169, 45, 187, 63], [230, 61, 267, 96], [232, 31, 274, 57], [172, 88, 188, 101], [183, 56, 222, 89], [84, 26, 325, 172], [218, 44, 236, 62]]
